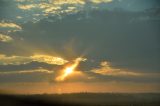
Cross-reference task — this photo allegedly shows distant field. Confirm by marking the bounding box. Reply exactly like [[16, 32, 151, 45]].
[[0, 93, 160, 106]]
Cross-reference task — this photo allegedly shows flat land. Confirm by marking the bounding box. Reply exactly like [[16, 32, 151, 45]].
[[0, 93, 160, 106]]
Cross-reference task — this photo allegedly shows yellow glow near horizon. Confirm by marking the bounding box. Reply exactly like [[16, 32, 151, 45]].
[[55, 57, 86, 81]]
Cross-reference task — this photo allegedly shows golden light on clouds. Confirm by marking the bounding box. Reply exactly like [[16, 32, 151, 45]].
[[91, 0, 112, 4], [0, 22, 22, 30], [0, 54, 68, 65], [0, 34, 13, 42], [31, 55, 68, 65], [15, 0, 113, 17], [53, 0, 85, 5], [0, 68, 53, 75], [18, 4, 36, 10], [55, 57, 87, 81], [91, 61, 141, 76]]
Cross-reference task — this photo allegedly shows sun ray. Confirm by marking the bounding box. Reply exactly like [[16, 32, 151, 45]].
[[55, 57, 86, 81]]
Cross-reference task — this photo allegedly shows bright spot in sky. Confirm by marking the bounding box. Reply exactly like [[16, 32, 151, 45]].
[[55, 57, 86, 81], [65, 67, 74, 75]]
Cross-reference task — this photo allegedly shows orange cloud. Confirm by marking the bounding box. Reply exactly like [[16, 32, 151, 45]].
[[0, 68, 53, 75], [0, 54, 68, 65], [91, 61, 141, 76], [31, 55, 68, 65]]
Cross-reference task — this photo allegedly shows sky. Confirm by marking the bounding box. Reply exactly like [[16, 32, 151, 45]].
[[0, 0, 160, 94]]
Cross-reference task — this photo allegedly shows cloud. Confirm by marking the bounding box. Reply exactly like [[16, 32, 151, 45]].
[[0, 54, 68, 65], [41, 4, 61, 14], [0, 22, 22, 31], [16, 0, 113, 11], [17, 4, 36, 10], [17, 2, 78, 14], [53, 0, 86, 5], [31, 55, 68, 65], [15, 0, 113, 22], [16, 16, 23, 19], [0, 68, 53, 75], [0, 34, 13, 42], [16, 0, 113, 5], [91, 61, 141, 76], [91, 0, 113, 4], [15, 0, 26, 2]]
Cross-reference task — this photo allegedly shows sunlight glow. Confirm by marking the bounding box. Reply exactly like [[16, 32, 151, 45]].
[[55, 57, 86, 81]]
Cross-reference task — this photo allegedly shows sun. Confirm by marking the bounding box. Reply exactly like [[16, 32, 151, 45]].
[[55, 63, 77, 81], [65, 67, 74, 75], [55, 57, 86, 81]]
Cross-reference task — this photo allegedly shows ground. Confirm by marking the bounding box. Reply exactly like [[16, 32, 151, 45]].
[[0, 93, 160, 106]]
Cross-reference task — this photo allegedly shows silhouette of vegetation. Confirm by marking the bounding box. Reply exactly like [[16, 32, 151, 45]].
[[0, 93, 160, 106]]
